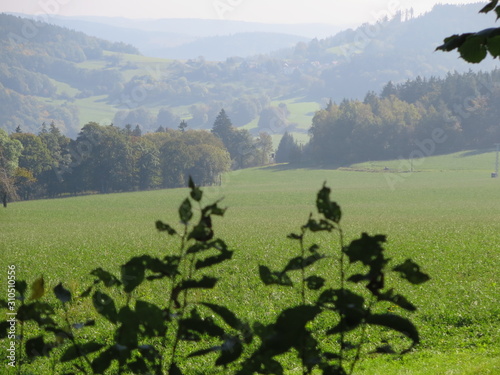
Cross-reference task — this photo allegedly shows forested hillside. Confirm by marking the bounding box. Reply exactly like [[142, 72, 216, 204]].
[[305, 70, 500, 166], [1, 4, 499, 139]]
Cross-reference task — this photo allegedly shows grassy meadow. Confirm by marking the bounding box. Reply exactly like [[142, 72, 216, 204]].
[[1, 151, 500, 374]]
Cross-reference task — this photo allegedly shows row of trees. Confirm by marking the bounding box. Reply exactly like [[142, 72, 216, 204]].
[[0, 110, 275, 203], [308, 70, 500, 165]]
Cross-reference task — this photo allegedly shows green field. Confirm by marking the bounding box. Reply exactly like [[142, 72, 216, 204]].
[[1, 151, 500, 374]]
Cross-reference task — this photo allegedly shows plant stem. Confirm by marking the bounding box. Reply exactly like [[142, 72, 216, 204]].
[[338, 226, 346, 369], [349, 296, 376, 375], [63, 304, 91, 374]]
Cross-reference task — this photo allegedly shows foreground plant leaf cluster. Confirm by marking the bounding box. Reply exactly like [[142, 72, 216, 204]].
[[0, 178, 429, 374]]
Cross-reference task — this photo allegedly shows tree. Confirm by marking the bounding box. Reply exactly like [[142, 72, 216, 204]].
[[275, 131, 302, 164], [437, 1, 500, 63], [0, 129, 23, 206], [178, 120, 188, 132]]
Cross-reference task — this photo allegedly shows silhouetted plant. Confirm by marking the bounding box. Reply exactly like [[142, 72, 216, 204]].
[[237, 183, 429, 374], [0, 180, 429, 374]]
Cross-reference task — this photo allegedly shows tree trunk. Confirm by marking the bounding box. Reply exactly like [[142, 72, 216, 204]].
[[2, 192, 7, 208]]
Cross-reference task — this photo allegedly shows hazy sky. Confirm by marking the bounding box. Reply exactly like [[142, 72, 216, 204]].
[[1, 0, 485, 27]]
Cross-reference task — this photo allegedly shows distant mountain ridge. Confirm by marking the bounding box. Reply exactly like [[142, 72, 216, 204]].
[[8, 13, 338, 60]]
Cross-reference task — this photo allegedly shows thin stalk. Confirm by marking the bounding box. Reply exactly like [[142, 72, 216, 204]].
[[299, 229, 307, 375], [62, 304, 91, 374], [168, 223, 189, 369], [349, 296, 376, 375], [338, 225, 346, 369]]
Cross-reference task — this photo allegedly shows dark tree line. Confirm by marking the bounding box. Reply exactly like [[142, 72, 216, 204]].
[[1, 110, 274, 203], [308, 70, 500, 165]]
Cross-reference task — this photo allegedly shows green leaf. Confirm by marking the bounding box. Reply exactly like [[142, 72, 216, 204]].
[[155, 220, 177, 235], [366, 313, 420, 345], [90, 268, 121, 287], [179, 198, 193, 224], [316, 183, 342, 223], [26, 335, 51, 358], [480, 0, 498, 13], [305, 276, 325, 290], [60, 342, 104, 362], [258, 265, 293, 287], [121, 257, 146, 293], [458, 36, 488, 63], [189, 176, 203, 202], [53, 283, 71, 304], [393, 259, 430, 285], [487, 35, 500, 57], [92, 291, 117, 324]]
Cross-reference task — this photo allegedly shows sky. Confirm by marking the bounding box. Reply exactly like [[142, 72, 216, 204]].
[[0, 0, 485, 27]]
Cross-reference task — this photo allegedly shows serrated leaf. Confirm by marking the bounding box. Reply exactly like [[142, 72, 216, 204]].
[[60, 342, 104, 362], [54, 283, 71, 304], [458, 36, 488, 63], [29, 276, 45, 301], [179, 198, 193, 224]]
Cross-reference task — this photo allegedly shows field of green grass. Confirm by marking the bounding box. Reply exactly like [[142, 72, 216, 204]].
[[1, 151, 500, 374]]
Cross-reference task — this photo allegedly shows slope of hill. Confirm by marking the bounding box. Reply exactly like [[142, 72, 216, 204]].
[[2, 4, 500, 138], [10, 13, 337, 60]]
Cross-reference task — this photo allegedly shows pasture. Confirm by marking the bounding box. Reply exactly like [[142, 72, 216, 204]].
[[1, 151, 500, 374]]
